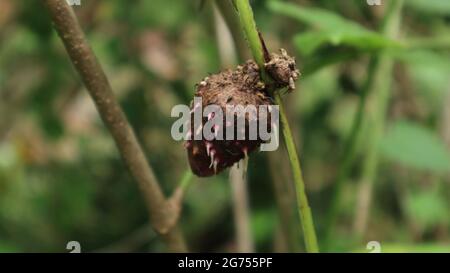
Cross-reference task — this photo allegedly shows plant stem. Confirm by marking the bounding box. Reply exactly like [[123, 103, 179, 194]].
[[233, 0, 271, 84], [324, 56, 378, 248], [274, 93, 319, 252], [233, 0, 319, 253], [169, 169, 194, 202], [233, 0, 265, 68], [353, 0, 404, 237], [42, 0, 186, 252], [267, 150, 302, 252], [179, 170, 194, 192]]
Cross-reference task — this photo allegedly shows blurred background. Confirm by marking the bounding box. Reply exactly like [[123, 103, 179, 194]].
[[0, 0, 450, 252]]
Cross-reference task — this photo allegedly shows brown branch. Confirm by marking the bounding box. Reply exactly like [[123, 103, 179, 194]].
[[41, 0, 186, 252]]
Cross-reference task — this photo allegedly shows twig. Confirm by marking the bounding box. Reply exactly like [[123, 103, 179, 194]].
[[42, 0, 186, 252], [233, 0, 319, 253], [167, 170, 194, 221]]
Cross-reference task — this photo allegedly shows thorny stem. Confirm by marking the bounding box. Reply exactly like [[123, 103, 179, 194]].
[[233, 0, 319, 253], [42, 0, 187, 252]]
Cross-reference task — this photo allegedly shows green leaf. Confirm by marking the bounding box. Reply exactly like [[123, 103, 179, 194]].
[[293, 32, 330, 56], [405, 190, 448, 228], [380, 121, 450, 172], [268, 1, 364, 31], [393, 50, 450, 110], [251, 209, 277, 245], [300, 47, 361, 75], [268, 1, 399, 55]]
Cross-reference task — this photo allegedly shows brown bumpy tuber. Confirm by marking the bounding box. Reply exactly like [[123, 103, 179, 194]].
[[186, 49, 299, 177]]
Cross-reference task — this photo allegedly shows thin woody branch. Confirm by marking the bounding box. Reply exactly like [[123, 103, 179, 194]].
[[41, 0, 186, 252]]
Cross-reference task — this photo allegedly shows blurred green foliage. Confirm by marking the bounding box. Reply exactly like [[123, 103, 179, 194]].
[[0, 0, 449, 252], [380, 121, 450, 172]]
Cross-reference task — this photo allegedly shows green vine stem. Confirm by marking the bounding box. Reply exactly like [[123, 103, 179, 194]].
[[233, 0, 319, 253], [274, 94, 319, 253]]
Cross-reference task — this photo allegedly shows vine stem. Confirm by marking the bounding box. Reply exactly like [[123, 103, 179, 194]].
[[233, 0, 319, 253], [274, 94, 319, 253]]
